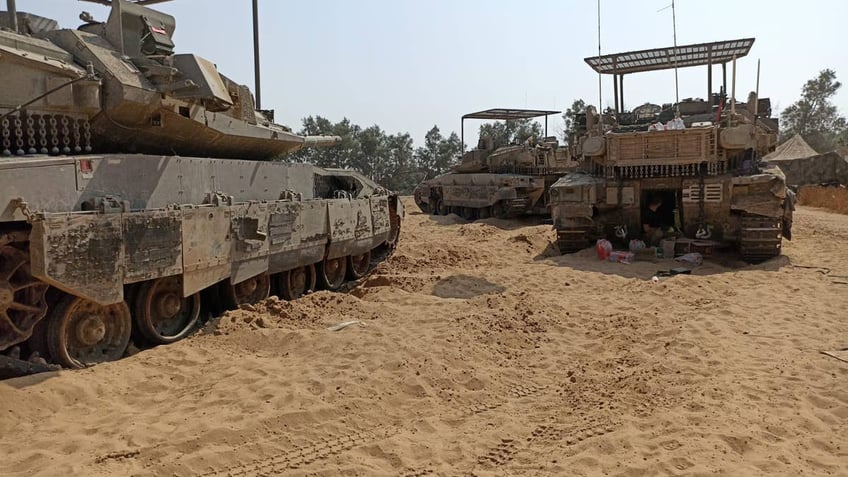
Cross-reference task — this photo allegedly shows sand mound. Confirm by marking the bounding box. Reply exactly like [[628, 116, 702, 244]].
[[213, 292, 381, 334], [1, 197, 847, 476], [799, 184, 848, 215]]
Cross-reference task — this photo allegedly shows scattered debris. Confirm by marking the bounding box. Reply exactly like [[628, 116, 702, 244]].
[[820, 349, 848, 364], [327, 320, 366, 332]]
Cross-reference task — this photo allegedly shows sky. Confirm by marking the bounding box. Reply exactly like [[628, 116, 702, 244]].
[[20, 0, 848, 146]]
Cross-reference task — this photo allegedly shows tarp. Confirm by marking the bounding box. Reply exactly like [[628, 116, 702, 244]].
[[764, 134, 818, 162]]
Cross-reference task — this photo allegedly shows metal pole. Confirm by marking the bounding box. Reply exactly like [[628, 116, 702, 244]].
[[730, 55, 737, 118], [707, 45, 712, 105], [596, 0, 603, 132], [461, 118, 464, 152], [544, 115, 548, 137], [613, 74, 619, 113], [671, 0, 679, 112], [6, 0, 17, 33], [252, 0, 262, 110], [619, 74, 624, 111]]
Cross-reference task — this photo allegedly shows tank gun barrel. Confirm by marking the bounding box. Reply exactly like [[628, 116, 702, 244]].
[[302, 135, 342, 148]]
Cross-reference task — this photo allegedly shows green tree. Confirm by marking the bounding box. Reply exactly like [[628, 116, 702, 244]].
[[288, 118, 461, 194], [414, 125, 444, 177], [561, 99, 586, 144], [382, 133, 417, 193], [414, 126, 462, 180], [290, 116, 362, 169], [780, 69, 847, 152], [477, 119, 542, 149]]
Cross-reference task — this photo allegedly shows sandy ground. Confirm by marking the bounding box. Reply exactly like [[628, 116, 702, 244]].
[[2, 198, 848, 476]]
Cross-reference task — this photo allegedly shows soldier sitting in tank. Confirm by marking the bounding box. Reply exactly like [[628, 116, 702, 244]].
[[641, 195, 675, 246]]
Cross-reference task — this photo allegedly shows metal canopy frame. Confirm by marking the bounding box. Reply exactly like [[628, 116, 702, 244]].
[[585, 38, 754, 75], [78, 0, 174, 5], [584, 38, 755, 114], [461, 108, 560, 152]]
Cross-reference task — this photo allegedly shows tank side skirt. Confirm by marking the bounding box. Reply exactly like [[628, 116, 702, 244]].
[[25, 195, 388, 304]]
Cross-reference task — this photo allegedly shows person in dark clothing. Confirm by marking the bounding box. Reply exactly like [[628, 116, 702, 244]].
[[642, 196, 672, 245]]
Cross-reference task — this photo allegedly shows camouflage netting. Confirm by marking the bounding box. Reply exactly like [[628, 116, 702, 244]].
[[765, 134, 848, 186]]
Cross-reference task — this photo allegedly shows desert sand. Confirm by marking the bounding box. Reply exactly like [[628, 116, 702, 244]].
[[1, 197, 847, 476]]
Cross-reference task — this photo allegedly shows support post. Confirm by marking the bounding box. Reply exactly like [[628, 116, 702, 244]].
[[460, 118, 465, 153], [707, 45, 713, 104], [730, 55, 737, 118], [6, 0, 17, 33], [252, 0, 262, 110], [722, 62, 727, 96], [613, 74, 619, 113], [619, 75, 624, 112]]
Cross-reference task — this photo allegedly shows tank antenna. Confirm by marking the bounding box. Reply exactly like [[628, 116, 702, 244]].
[[252, 0, 262, 109], [671, 0, 679, 112], [596, 0, 603, 133]]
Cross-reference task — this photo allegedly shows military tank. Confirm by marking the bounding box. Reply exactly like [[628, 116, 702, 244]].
[[0, 0, 402, 376], [550, 38, 792, 263], [413, 108, 577, 220]]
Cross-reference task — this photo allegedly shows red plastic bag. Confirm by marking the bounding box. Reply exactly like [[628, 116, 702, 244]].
[[596, 239, 612, 260]]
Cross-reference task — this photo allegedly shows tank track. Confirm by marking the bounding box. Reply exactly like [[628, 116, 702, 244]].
[[739, 215, 783, 263], [555, 226, 591, 254]]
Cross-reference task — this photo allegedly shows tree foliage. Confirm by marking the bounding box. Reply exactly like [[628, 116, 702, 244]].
[[413, 125, 463, 181], [477, 119, 542, 149], [780, 69, 847, 152], [561, 99, 587, 143], [287, 117, 461, 193]]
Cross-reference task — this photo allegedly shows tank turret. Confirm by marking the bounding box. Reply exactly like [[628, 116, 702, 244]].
[[413, 108, 578, 219], [0, 0, 340, 160]]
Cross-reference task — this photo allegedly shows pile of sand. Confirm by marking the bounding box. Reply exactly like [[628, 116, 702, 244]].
[[1, 199, 847, 476], [799, 184, 848, 215], [212, 292, 380, 334]]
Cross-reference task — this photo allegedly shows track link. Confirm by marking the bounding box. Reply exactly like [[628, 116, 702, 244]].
[[739, 215, 783, 263]]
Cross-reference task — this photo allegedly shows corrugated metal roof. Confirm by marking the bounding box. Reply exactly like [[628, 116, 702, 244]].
[[462, 108, 560, 121], [585, 38, 755, 75]]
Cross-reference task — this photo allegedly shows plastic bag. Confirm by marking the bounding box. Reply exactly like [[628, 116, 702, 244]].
[[665, 117, 685, 130], [608, 251, 634, 263], [629, 239, 646, 252], [596, 239, 612, 260], [675, 252, 703, 265]]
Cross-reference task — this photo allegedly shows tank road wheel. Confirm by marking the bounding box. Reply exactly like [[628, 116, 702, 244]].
[[491, 202, 508, 219], [133, 276, 201, 344], [46, 295, 132, 369], [0, 246, 49, 350], [317, 256, 347, 291], [435, 199, 448, 216], [478, 207, 491, 219], [347, 251, 372, 280], [222, 272, 271, 308], [739, 215, 783, 263], [556, 226, 591, 254], [461, 207, 478, 221], [278, 265, 313, 300]]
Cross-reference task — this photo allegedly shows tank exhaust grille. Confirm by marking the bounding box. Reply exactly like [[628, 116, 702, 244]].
[[682, 184, 722, 203]]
